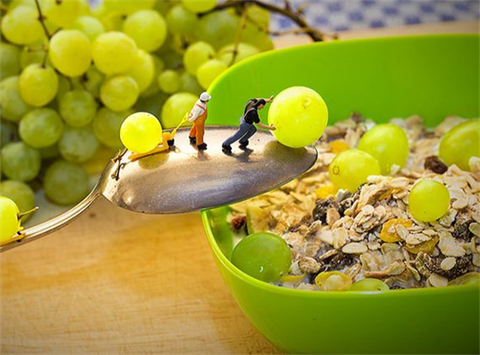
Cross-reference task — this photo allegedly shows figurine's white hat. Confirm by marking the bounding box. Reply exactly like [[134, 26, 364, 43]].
[[200, 92, 211, 101]]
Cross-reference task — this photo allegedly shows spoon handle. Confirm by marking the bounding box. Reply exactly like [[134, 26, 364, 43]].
[[0, 187, 101, 253]]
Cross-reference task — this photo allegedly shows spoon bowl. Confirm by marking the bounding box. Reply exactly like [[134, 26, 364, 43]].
[[1, 126, 316, 252]]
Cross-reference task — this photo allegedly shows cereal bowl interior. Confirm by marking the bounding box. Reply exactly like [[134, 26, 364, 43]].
[[202, 35, 480, 354]]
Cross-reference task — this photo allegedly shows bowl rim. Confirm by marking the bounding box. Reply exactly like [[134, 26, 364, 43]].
[[202, 33, 480, 298]]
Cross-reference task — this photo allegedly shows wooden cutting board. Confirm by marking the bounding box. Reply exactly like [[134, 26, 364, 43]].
[[1, 21, 478, 355]]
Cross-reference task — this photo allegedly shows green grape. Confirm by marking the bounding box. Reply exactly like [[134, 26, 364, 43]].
[[181, 0, 217, 13], [42, 0, 81, 27], [49, 30, 92, 77], [0, 76, 32, 122], [0, 180, 35, 222], [128, 50, 155, 93], [93, 108, 131, 149], [103, 0, 155, 15], [231, 232, 292, 283], [1, 142, 41, 181], [72, 66, 104, 98], [100, 75, 139, 112], [44, 160, 90, 205], [1, 121, 18, 147], [349, 278, 390, 292], [0, 42, 21, 80], [73, 15, 105, 41], [19, 108, 64, 148], [122, 10, 167, 52], [0, 197, 21, 246], [439, 120, 480, 171], [268, 86, 328, 148], [161, 92, 197, 128], [120, 112, 162, 154], [39, 144, 60, 159], [7, 0, 37, 10], [77, 0, 91, 16], [409, 179, 450, 222], [92, 32, 137, 75], [154, 0, 171, 15], [183, 41, 215, 75], [55, 75, 71, 101], [179, 71, 203, 95], [196, 59, 227, 89], [168, 33, 188, 55], [166, 5, 199, 36], [218, 43, 260, 65], [140, 55, 165, 98], [197, 11, 238, 49], [93, 4, 124, 32], [1, 5, 43, 45], [59, 126, 99, 163], [247, 5, 270, 30], [134, 91, 168, 118], [19, 64, 58, 107], [158, 70, 180, 94], [59, 90, 97, 127], [358, 123, 409, 175], [329, 149, 381, 193], [20, 47, 48, 69], [241, 21, 274, 52]]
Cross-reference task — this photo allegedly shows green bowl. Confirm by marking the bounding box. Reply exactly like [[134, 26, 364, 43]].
[[201, 35, 480, 354]]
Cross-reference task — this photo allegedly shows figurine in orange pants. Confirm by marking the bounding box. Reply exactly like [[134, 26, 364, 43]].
[[188, 92, 211, 150]]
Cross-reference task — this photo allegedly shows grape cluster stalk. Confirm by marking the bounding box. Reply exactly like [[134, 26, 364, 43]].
[[0, 0, 324, 218]]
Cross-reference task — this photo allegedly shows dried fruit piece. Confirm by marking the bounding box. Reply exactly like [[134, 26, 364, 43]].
[[406, 235, 439, 254], [424, 156, 448, 174], [379, 218, 413, 242], [315, 271, 352, 291], [329, 140, 350, 154], [315, 184, 338, 199], [313, 197, 342, 225]]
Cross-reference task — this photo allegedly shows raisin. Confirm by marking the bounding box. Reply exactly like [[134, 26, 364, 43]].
[[453, 213, 473, 241], [429, 255, 472, 280], [231, 216, 246, 231], [313, 197, 341, 225], [424, 156, 448, 174]]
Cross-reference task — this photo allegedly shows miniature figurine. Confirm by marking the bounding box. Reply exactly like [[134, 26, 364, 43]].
[[222, 97, 275, 153], [188, 92, 211, 151]]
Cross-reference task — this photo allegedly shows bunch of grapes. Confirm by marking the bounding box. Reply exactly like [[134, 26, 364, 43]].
[[0, 0, 274, 216]]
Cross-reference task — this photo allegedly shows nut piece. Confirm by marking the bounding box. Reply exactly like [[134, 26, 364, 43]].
[[440, 257, 456, 271], [428, 273, 448, 288], [342, 242, 368, 254]]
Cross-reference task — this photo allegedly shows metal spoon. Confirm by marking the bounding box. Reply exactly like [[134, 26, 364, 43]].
[[1, 126, 317, 252]]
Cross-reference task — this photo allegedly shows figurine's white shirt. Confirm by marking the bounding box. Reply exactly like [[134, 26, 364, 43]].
[[188, 100, 207, 122]]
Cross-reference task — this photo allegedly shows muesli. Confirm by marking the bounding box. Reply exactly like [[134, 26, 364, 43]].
[[228, 114, 480, 290]]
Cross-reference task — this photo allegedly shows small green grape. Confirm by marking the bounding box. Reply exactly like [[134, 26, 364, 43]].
[[20, 46, 49, 69], [103, 0, 155, 15], [72, 66, 104, 98], [1, 142, 41, 182], [349, 278, 390, 292], [231, 232, 292, 283], [0, 197, 21, 246], [59, 126, 99, 163], [100, 75, 139, 112], [42, 0, 81, 27], [92, 32, 137, 75], [140, 55, 165, 98], [439, 120, 480, 171], [218, 43, 260, 65], [197, 11, 238, 50], [181, 0, 217, 13], [268, 86, 328, 148], [0, 180, 35, 223], [44, 160, 90, 205], [329, 149, 381, 192], [358, 123, 409, 175], [179, 71, 203, 95], [409, 179, 450, 222], [93, 108, 132, 149], [19, 108, 64, 148], [166, 5, 199, 36], [158, 70, 181, 94], [161, 92, 197, 128], [1, 121, 18, 148], [59, 90, 97, 127], [196, 59, 227, 89], [73, 15, 105, 41], [0, 42, 21, 80], [19, 64, 58, 107], [122, 9, 167, 52], [128, 50, 155, 93], [1, 5, 44, 45], [49, 30, 92, 77], [120, 112, 162, 154], [183, 41, 215, 75], [0, 76, 32, 122]]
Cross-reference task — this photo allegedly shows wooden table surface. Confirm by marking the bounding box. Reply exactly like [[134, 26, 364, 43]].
[[1, 21, 478, 355]]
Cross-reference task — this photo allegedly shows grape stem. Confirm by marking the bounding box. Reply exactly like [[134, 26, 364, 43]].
[[230, 5, 249, 66], [200, 0, 325, 42], [34, 0, 52, 40]]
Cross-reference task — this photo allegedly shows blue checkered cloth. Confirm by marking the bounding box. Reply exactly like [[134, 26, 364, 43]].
[[269, 0, 480, 33]]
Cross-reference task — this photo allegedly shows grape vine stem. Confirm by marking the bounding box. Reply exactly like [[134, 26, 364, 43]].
[[201, 0, 325, 42], [34, 0, 52, 40]]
